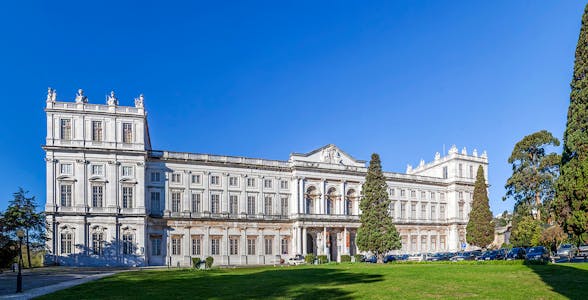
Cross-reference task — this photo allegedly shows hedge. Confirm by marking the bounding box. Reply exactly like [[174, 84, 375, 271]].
[[305, 254, 315, 264], [317, 255, 328, 264], [192, 257, 201, 269], [340, 255, 351, 262], [205, 256, 214, 269]]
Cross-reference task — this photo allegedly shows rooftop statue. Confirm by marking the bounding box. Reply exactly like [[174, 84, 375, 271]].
[[75, 88, 88, 103], [107, 90, 118, 106], [46, 87, 56, 103], [134, 94, 144, 108]]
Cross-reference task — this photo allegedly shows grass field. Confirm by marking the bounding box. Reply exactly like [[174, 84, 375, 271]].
[[40, 262, 588, 299]]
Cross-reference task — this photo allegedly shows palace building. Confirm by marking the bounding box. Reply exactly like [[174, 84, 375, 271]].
[[43, 89, 488, 267]]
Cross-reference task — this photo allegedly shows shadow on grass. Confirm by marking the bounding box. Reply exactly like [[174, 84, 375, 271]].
[[40, 266, 383, 300], [525, 262, 588, 300]]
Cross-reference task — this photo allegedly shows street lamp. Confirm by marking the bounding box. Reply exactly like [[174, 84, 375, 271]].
[[16, 229, 25, 293]]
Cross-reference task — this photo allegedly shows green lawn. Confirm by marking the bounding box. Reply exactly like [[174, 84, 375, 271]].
[[39, 262, 588, 299]]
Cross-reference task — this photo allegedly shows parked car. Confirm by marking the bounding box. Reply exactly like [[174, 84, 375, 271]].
[[557, 244, 578, 258], [363, 255, 377, 263], [526, 246, 550, 263], [287, 254, 306, 265], [451, 251, 477, 261], [477, 250, 494, 261], [506, 247, 526, 260], [577, 243, 588, 257], [383, 255, 397, 263], [427, 252, 449, 261], [396, 254, 409, 261], [407, 253, 424, 262]]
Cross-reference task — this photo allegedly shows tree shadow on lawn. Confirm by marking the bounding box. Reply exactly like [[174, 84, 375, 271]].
[[525, 262, 588, 300]]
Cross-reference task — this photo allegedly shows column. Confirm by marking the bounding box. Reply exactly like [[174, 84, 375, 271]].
[[204, 226, 210, 257], [223, 226, 229, 265], [302, 227, 307, 255], [300, 178, 306, 214], [203, 172, 210, 213], [259, 228, 265, 264], [296, 178, 301, 214], [344, 227, 348, 255], [183, 171, 190, 215], [340, 181, 346, 215], [164, 171, 171, 215], [184, 226, 191, 266], [223, 173, 229, 213], [258, 176, 264, 215], [323, 227, 328, 256], [276, 228, 281, 258], [320, 179, 326, 214], [241, 227, 247, 264]]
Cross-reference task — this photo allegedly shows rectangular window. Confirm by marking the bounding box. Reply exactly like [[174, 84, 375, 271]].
[[92, 185, 103, 207], [151, 238, 162, 256], [430, 192, 436, 201], [431, 205, 436, 220], [440, 236, 446, 250], [411, 203, 417, 219], [400, 189, 406, 198], [229, 176, 238, 187], [411, 236, 417, 252], [442, 166, 448, 179], [229, 195, 238, 214], [191, 193, 201, 213], [192, 237, 201, 255], [122, 186, 133, 208], [440, 204, 446, 219], [264, 238, 273, 255], [122, 123, 133, 143], [151, 172, 161, 182], [60, 163, 73, 175], [247, 238, 256, 255], [151, 192, 161, 213], [440, 193, 446, 201], [421, 203, 427, 219], [264, 179, 272, 189], [280, 180, 289, 189], [431, 236, 437, 251], [61, 232, 72, 254], [469, 165, 474, 179], [171, 191, 181, 212], [421, 236, 427, 252], [171, 173, 182, 183], [210, 175, 220, 185], [281, 238, 289, 255], [123, 233, 134, 255], [191, 174, 201, 184], [401, 202, 406, 219], [459, 203, 465, 219], [60, 184, 72, 207], [390, 188, 395, 197], [410, 191, 416, 199], [280, 197, 288, 216], [389, 201, 395, 218], [247, 195, 256, 215], [264, 196, 272, 215], [172, 237, 181, 255], [459, 191, 464, 201], [230, 238, 239, 255], [92, 121, 103, 142], [459, 164, 463, 178], [247, 178, 256, 187], [60, 119, 71, 140], [91, 164, 104, 176], [210, 194, 220, 214], [211, 238, 220, 255], [421, 191, 426, 200], [122, 166, 133, 177], [92, 232, 104, 255]]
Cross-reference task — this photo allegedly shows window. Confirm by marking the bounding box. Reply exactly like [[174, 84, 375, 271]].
[[247, 178, 256, 187], [122, 186, 133, 208], [430, 192, 436, 201], [229, 195, 238, 214], [389, 201, 395, 218], [247, 238, 256, 255], [171, 191, 181, 212], [151, 192, 160, 213], [469, 165, 474, 179], [346, 199, 352, 215], [122, 123, 133, 143], [247, 195, 256, 215], [431, 236, 437, 251], [442, 166, 448, 179], [459, 192, 464, 201], [210, 194, 220, 214], [92, 232, 104, 255], [458, 164, 463, 178], [92, 185, 103, 207], [400, 189, 406, 198], [192, 237, 201, 255], [229, 176, 238, 187], [264, 238, 273, 255], [60, 163, 73, 175], [280, 180, 289, 189], [230, 238, 239, 255], [281, 238, 289, 255], [440, 236, 446, 250], [92, 121, 103, 142], [91, 164, 104, 176], [60, 119, 72, 140], [421, 191, 426, 200], [151, 172, 161, 182], [191, 193, 201, 213], [421, 203, 427, 219], [411, 236, 417, 252], [440, 193, 446, 201], [210, 175, 220, 185], [411, 203, 417, 219], [171, 173, 182, 183], [264, 196, 272, 215], [123, 233, 134, 255], [122, 166, 133, 177], [410, 191, 416, 198], [280, 197, 288, 216], [459, 202, 464, 219], [211, 238, 220, 255], [431, 204, 436, 220], [440, 204, 446, 219], [60, 232, 72, 254], [191, 174, 201, 184], [390, 188, 395, 197], [172, 237, 181, 255], [151, 238, 162, 256], [60, 184, 72, 207], [401, 202, 407, 219], [421, 236, 427, 252], [264, 179, 272, 189]]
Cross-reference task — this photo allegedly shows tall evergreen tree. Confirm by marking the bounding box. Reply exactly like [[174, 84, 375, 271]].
[[356, 153, 401, 263], [555, 4, 588, 244], [466, 166, 494, 248]]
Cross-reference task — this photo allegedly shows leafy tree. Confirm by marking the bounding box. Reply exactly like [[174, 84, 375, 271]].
[[555, 4, 588, 244], [3, 188, 46, 268], [466, 166, 494, 248], [510, 215, 542, 247], [504, 130, 560, 221], [356, 153, 401, 263], [539, 224, 566, 253], [0, 213, 19, 268]]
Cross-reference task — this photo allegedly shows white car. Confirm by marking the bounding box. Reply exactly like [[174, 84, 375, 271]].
[[287, 254, 306, 265]]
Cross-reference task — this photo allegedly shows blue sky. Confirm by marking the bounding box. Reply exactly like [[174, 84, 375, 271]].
[[0, 1, 584, 215]]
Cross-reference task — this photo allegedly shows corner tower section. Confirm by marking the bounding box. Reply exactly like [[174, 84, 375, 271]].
[[44, 88, 150, 266]]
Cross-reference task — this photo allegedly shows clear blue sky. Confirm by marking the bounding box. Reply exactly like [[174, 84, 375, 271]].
[[0, 1, 584, 215]]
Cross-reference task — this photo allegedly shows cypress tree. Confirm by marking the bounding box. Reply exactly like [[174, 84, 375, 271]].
[[466, 166, 494, 248], [555, 4, 588, 243], [356, 153, 401, 263]]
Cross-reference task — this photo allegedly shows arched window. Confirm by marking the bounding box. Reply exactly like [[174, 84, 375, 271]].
[[60, 231, 73, 254], [306, 186, 318, 214], [346, 189, 357, 216], [326, 187, 337, 215], [123, 232, 134, 255]]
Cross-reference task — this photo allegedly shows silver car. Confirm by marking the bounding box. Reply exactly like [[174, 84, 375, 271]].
[[556, 244, 578, 258]]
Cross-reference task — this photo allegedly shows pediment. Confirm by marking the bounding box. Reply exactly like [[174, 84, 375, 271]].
[[290, 144, 365, 167]]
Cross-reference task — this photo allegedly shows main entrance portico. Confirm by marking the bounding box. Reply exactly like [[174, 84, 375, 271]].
[[296, 223, 359, 262]]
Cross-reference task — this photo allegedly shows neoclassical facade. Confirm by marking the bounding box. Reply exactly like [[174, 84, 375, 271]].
[[44, 89, 489, 267]]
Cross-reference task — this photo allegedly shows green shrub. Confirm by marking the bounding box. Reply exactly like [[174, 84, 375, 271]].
[[317, 255, 328, 264], [340, 255, 351, 262], [205, 256, 214, 269], [192, 257, 201, 269], [305, 254, 315, 264], [354, 254, 364, 262]]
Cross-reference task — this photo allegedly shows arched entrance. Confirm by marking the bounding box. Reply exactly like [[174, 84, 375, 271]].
[[306, 232, 316, 255]]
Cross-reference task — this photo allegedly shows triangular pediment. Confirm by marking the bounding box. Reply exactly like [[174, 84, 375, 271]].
[[290, 144, 365, 167]]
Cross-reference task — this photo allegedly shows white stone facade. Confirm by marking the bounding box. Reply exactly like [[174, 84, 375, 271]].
[[43, 90, 488, 267]]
